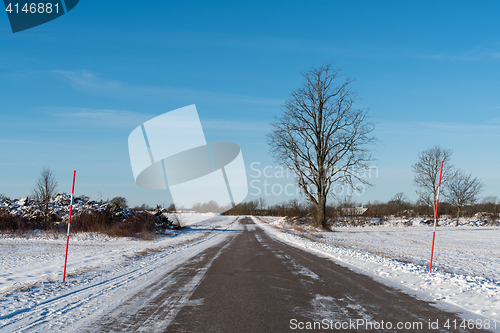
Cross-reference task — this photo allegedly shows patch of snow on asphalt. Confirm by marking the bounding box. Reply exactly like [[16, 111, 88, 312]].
[[254, 216, 500, 325]]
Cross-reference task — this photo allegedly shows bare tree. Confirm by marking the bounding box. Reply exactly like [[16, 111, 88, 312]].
[[33, 167, 58, 229], [412, 146, 455, 217], [389, 192, 409, 216], [445, 170, 484, 226], [480, 196, 498, 217], [110, 196, 128, 209], [258, 197, 267, 211], [267, 63, 375, 228], [192, 200, 224, 213]]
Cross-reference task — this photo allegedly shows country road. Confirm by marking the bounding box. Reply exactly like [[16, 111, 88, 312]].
[[84, 217, 486, 333]]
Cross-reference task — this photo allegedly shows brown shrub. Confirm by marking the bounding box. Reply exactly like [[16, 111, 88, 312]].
[[70, 209, 116, 233], [0, 208, 30, 231], [70, 209, 157, 237]]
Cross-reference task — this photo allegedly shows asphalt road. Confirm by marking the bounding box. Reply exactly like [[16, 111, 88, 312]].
[[89, 217, 488, 333]]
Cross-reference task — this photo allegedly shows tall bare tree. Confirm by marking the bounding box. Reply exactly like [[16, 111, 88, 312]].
[[267, 63, 375, 228], [445, 170, 483, 226], [412, 146, 455, 217], [33, 167, 58, 229]]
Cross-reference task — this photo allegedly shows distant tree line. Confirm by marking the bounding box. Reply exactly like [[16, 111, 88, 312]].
[[224, 195, 499, 222]]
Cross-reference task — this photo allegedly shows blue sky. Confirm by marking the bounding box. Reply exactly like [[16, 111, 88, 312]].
[[1, 1, 500, 207]]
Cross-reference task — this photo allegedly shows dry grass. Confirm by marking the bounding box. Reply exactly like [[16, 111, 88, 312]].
[[12, 281, 38, 292], [65, 266, 96, 279], [131, 247, 160, 259], [1, 275, 57, 298], [287, 224, 324, 239]]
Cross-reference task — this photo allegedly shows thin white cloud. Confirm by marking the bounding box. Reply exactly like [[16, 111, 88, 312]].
[[50, 107, 154, 128], [374, 120, 500, 136], [414, 54, 476, 61], [51, 70, 283, 107], [417, 121, 500, 132], [201, 120, 271, 131], [0, 138, 71, 147], [51, 70, 123, 91], [414, 42, 500, 61]]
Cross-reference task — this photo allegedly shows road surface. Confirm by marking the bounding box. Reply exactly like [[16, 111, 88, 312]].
[[88, 217, 486, 332]]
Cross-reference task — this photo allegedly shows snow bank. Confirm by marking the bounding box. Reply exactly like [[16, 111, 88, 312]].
[[0, 194, 123, 222], [165, 213, 225, 227], [254, 216, 500, 325]]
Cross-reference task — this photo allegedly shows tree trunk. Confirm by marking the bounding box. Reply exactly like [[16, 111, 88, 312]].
[[315, 195, 327, 229], [43, 200, 49, 230], [455, 207, 461, 227]]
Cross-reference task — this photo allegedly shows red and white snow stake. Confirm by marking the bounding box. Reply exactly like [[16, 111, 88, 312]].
[[429, 161, 444, 273], [63, 170, 76, 283]]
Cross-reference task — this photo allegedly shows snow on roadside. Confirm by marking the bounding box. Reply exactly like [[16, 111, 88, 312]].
[[0, 214, 235, 295], [0, 216, 241, 332], [254, 216, 500, 326], [165, 213, 227, 227]]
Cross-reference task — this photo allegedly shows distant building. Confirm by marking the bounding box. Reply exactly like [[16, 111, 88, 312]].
[[341, 207, 373, 217]]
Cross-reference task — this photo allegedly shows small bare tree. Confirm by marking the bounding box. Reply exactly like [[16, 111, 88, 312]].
[[110, 196, 128, 209], [412, 146, 455, 217], [268, 63, 375, 228], [445, 170, 484, 226], [167, 203, 176, 212], [389, 192, 409, 216], [258, 197, 267, 214], [33, 167, 58, 229]]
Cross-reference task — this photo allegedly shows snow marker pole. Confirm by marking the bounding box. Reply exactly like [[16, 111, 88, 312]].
[[63, 170, 76, 283], [429, 161, 444, 273]]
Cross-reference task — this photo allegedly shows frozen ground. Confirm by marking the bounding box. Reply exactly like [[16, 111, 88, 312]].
[[0, 214, 232, 295], [0, 215, 239, 332], [256, 216, 500, 325]]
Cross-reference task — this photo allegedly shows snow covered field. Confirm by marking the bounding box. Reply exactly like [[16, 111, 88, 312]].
[[256, 216, 500, 327], [0, 214, 230, 295]]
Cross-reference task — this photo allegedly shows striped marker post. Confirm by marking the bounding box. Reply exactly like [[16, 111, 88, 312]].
[[429, 161, 444, 273], [63, 170, 76, 283]]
